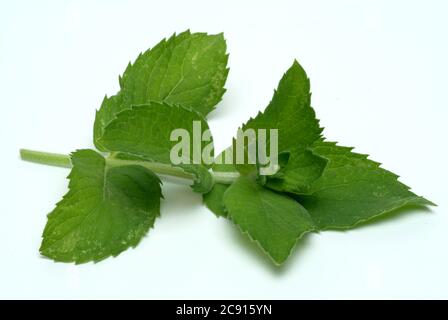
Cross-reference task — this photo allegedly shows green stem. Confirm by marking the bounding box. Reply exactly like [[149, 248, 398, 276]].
[[20, 149, 72, 168], [19, 149, 239, 185], [107, 158, 194, 180], [212, 171, 240, 184]]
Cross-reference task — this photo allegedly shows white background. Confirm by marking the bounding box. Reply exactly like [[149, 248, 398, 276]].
[[1, 0, 447, 299]]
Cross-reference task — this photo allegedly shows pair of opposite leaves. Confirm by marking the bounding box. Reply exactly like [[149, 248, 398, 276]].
[[41, 30, 432, 265]]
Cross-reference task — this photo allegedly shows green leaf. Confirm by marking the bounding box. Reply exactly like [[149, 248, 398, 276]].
[[265, 148, 328, 194], [94, 94, 124, 150], [241, 61, 322, 150], [98, 102, 214, 193], [223, 175, 315, 265], [211, 146, 237, 173], [94, 30, 228, 149], [233, 61, 325, 192], [203, 183, 229, 217], [297, 142, 434, 229], [40, 149, 162, 264], [203, 147, 238, 217]]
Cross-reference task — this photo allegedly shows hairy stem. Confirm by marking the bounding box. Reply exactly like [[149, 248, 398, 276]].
[[20, 149, 239, 185]]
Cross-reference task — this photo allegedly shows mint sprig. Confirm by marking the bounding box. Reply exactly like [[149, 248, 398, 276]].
[[20, 30, 433, 265]]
